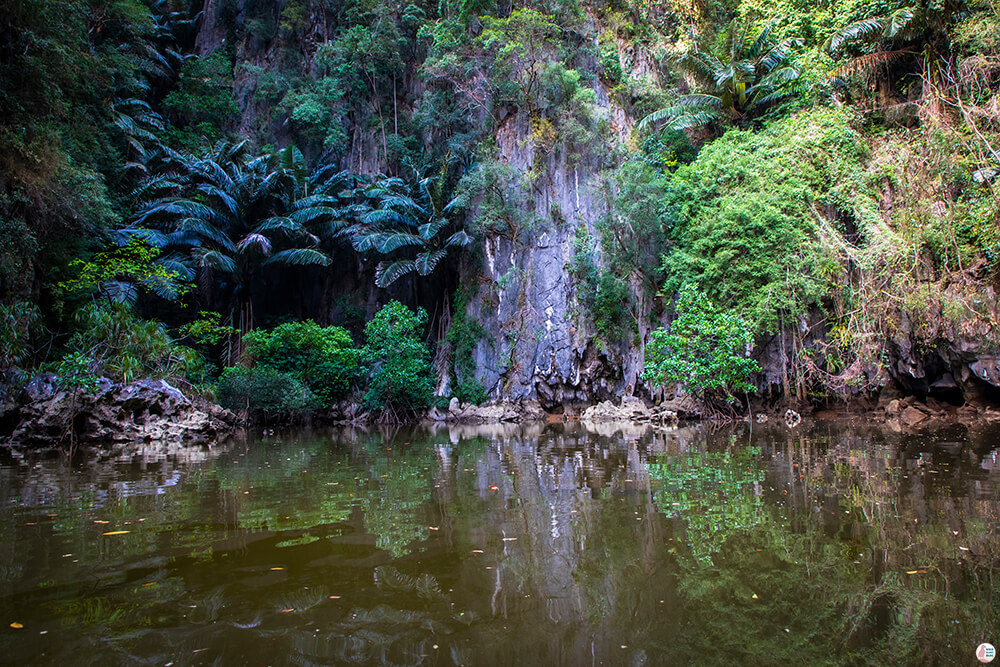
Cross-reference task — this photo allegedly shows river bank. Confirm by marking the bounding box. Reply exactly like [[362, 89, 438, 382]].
[[6, 368, 1000, 461]]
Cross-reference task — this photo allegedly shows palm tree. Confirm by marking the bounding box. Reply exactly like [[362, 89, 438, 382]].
[[350, 170, 470, 288], [639, 22, 802, 131], [130, 141, 338, 337], [827, 0, 981, 106]]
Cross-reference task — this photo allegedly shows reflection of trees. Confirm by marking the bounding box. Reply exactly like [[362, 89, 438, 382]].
[[664, 422, 1000, 664], [1, 422, 999, 664], [647, 447, 764, 563]]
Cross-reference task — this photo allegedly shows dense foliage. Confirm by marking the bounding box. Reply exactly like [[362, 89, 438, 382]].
[[645, 285, 759, 405], [360, 301, 435, 418], [243, 320, 359, 405], [0, 0, 998, 417]]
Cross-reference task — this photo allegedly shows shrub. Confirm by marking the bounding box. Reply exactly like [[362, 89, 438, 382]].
[[67, 303, 205, 384], [216, 366, 317, 415], [243, 321, 359, 406], [644, 284, 759, 403], [361, 301, 434, 416]]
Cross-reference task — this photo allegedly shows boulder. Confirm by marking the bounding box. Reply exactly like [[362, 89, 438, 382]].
[[8, 376, 234, 449], [447, 400, 545, 424], [582, 397, 678, 425], [900, 405, 929, 426]]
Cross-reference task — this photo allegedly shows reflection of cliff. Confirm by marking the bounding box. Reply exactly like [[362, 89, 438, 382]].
[[426, 422, 676, 664], [2, 423, 1000, 664]]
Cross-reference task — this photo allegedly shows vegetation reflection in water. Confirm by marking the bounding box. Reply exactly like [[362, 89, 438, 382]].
[[0, 421, 997, 665]]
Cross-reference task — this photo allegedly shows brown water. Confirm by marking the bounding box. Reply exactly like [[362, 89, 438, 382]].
[[0, 420, 997, 665]]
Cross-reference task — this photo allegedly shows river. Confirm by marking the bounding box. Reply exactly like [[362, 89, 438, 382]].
[[0, 420, 997, 665]]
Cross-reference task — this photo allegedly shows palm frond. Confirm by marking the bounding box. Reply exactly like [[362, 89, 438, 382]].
[[418, 218, 448, 241], [675, 94, 724, 108], [175, 217, 236, 251], [361, 208, 410, 227], [374, 260, 415, 288], [829, 17, 888, 53], [287, 206, 338, 227], [196, 184, 240, 219], [445, 230, 472, 248], [748, 23, 774, 60], [887, 7, 916, 38], [103, 281, 140, 305], [294, 194, 341, 209], [311, 219, 349, 240], [195, 249, 238, 275], [236, 233, 273, 256], [668, 108, 725, 129], [155, 255, 195, 281], [377, 232, 424, 253], [280, 145, 306, 177], [136, 199, 223, 227], [674, 51, 722, 87], [265, 248, 331, 266], [256, 216, 305, 236], [415, 249, 448, 276], [757, 39, 801, 73]]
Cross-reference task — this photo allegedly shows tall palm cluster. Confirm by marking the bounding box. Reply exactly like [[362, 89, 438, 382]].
[[640, 21, 802, 131], [124, 142, 470, 338]]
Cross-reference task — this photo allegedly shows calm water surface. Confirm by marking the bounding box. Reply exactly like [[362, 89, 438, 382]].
[[0, 421, 998, 665]]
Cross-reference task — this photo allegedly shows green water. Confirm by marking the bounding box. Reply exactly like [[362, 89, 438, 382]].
[[0, 421, 997, 665]]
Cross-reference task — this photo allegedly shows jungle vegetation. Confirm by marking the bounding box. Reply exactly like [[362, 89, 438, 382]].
[[0, 0, 998, 418]]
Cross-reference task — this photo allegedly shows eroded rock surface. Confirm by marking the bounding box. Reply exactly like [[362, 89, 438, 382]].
[[8, 377, 235, 449], [445, 399, 546, 424], [581, 396, 678, 425]]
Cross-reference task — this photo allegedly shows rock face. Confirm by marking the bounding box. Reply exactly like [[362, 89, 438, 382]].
[[8, 377, 236, 449]]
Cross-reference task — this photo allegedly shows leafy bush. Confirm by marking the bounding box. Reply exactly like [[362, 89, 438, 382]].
[[66, 303, 205, 384], [216, 366, 317, 415], [644, 285, 759, 401], [361, 301, 434, 416], [242, 321, 359, 406], [661, 107, 868, 334], [162, 51, 238, 149]]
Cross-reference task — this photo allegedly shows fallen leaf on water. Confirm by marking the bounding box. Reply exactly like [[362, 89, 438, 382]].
[[751, 594, 758, 599], [102, 531, 130, 536], [10, 623, 22, 629]]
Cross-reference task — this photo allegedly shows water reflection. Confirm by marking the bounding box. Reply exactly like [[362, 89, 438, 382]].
[[0, 421, 997, 664]]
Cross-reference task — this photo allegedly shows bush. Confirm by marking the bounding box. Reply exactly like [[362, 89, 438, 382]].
[[216, 366, 317, 415], [644, 284, 759, 402], [67, 303, 205, 384], [361, 301, 434, 416], [243, 320, 359, 406]]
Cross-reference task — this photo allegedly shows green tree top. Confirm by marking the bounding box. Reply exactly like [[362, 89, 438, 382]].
[[361, 301, 434, 417]]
